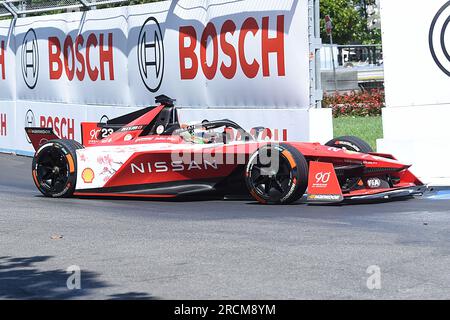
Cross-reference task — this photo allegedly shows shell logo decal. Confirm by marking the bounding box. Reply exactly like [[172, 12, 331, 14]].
[[82, 168, 95, 183]]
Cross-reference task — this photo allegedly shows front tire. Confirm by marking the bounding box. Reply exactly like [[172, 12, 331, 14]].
[[245, 144, 308, 205], [325, 136, 373, 153], [32, 139, 83, 198]]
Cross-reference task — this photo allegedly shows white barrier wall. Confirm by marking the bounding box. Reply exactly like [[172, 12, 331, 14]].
[[379, 0, 450, 184], [0, 20, 16, 152], [1, 0, 331, 156], [0, 20, 15, 101]]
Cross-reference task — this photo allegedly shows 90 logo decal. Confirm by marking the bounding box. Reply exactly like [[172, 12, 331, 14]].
[[429, 1, 450, 76], [315, 172, 331, 184]]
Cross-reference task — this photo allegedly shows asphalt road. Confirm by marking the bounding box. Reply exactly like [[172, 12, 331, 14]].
[[0, 153, 449, 300]]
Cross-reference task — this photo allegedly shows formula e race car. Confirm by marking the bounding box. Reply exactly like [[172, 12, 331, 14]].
[[25, 95, 425, 204]]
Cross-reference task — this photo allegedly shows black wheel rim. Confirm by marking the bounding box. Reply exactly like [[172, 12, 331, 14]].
[[36, 146, 69, 194], [249, 150, 293, 202]]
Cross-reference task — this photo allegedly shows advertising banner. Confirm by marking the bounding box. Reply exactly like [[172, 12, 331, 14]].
[[379, 0, 450, 183], [381, 0, 450, 108], [0, 101, 15, 151], [0, 20, 16, 101], [0, 0, 329, 156], [128, 0, 310, 108], [12, 0, 310, 108], [15, 8, 129, 105], [16, 101, 87, 154]]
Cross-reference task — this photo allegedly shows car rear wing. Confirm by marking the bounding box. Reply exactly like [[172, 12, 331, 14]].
[[25, 123, 119, 150], [25, 127, 59, 151]]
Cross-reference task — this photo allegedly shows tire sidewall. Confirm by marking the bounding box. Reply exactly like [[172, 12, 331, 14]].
[[32, 140, 78, 198], [245, 144, 308, 205], [326, 136, 373, 154]]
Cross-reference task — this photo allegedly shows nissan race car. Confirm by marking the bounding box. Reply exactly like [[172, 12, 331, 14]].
[[25, 95, 425, 205]]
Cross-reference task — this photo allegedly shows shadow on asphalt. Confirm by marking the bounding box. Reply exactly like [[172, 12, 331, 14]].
[[0, 256, 157, 300], [108, 292, 156, 300]]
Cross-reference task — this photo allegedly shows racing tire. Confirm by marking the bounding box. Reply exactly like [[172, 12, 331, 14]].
[[325, 136, 373, 153], [32, 139, 83, 198], [245, 144, 309, 205]]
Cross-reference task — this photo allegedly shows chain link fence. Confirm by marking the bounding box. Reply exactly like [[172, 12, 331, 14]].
[[0, 0, 161, 18], [0, 5, 10, 16]]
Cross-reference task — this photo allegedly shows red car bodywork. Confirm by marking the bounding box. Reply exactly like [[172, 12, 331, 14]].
[[26, 98, 425, 203]]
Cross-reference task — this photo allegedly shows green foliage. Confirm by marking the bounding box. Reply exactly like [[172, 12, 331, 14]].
[[333, 116, 383, 150], [320, 0, 381, 45]]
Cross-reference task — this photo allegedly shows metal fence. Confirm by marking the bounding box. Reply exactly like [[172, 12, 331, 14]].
[[0, 0, 157, 18], [321, 44, 384, 93], [337, 44, 383, 67]]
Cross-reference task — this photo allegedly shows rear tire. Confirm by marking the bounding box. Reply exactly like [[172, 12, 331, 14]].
[[245, 144, 308, 205], [325, 136, 373, 153], [32, 139, 83, 198]]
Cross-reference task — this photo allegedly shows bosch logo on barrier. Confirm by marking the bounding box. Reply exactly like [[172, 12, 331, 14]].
[[48, 33, 115, 81], [0, 113, 6, 136], [25, 109, 35, 143], [40, 116, 75, 139], [138, 17, 165, 93], [21, 29, 39, 89], [429, 1, 450, 76], [179, 15, 286, 80], [0, 40, 5, 80]]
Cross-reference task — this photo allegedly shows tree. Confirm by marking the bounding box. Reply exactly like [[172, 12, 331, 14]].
[[320, 0, 381, 45], [357, 0, 382, 44]]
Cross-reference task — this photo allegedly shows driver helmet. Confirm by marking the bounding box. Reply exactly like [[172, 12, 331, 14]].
[[179, 121, 208, 144]]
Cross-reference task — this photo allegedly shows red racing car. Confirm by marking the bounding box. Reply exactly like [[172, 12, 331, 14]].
[[25, 95, 425, 204]]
